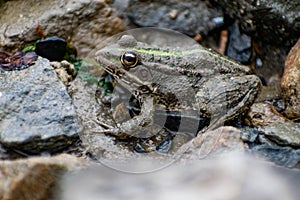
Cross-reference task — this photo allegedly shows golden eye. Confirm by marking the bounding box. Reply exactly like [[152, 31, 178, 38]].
[[120, 51, 138, 68]]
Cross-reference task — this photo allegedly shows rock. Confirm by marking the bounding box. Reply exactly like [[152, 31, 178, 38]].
[[35, 36, 67, 61], [252, 144, 300, 168], [259, 123, 300, 147], [51, 60, 77, 86], [0, 154, 89, 200], [59, 153, 300, 200], [281, 38, 300, 119], [226, 22, 252, 64], [178, 126, 246, 161], [210, 0, 300, 46], [126, 0, 224, 36], [0, 0, 126, 59], [0, 57, 82, 154], [245, 102, 290, 127]]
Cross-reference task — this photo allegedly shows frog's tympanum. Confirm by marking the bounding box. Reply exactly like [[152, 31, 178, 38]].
[[95, 32, 261, 145]]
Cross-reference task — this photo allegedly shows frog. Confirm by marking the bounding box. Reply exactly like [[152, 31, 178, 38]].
[[95, 33, 261, 139]]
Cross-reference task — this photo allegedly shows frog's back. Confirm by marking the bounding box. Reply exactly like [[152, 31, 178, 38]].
[[133, 43, 252, 76]]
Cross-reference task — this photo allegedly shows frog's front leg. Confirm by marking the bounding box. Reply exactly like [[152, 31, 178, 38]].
[[101, 96, 157, 138]]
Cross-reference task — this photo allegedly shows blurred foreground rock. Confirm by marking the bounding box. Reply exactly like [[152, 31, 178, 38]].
[[59, 153, 300, 200], [0, 0, 126, 59], [281, 38, 300, 119], [0, 154, 89, 200], [0, 58, 82, 154]]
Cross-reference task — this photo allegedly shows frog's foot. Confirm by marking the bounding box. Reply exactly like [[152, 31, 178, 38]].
[[93, 96, 157, 138]]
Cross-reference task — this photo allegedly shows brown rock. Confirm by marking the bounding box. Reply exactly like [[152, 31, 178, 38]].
[[281, 38, 300, 119], [245, 102, 290, 127], [0, 154, 89, 200], [178, 126, 246, 161], [0, 0, 126, 59]]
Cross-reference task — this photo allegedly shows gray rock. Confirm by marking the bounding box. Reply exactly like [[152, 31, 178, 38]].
[[252, 144, 300, 168], [0, 0, 126, 59], [210, 0, 300, 46], [126, 0, 224, 36], [260, 123, 300, 147], [0, 58, 82, 153]]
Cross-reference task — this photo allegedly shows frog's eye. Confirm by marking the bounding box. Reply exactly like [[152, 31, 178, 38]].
[[120, 51, 138, 68]]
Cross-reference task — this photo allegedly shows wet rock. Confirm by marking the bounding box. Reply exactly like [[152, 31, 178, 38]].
[[259, 123, 300, 147], [252, 144, 300, 168], [210, 0, 300, 46], [0, 154, 89, 200], [35, 36, 67, 61], [281, 38, 300, 119], [178, 126, 246, 160], [0, 58, 82, 154], [226, 22, 252, 64], [126, 0, 224, 36], [0, 0, 126, 59], [59, 153, 300, 200], [245, 102, 290, 127]]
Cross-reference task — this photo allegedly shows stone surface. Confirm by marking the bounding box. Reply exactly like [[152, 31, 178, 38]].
[[252, 144, 300, 168], [0, 58, 82, 153], [226, 22, 252, 64], [281, 38, 300, 119], [0, 0, 126, 59], [210, 0, 300, 46], [51, 60, 77, 86], [59, 153, 300, 200], [259, 123, 300, 147], [0, 154, 89, 200], [245, 102, 290, 127], [126, 0, 224, 36], [178, 126, 246, 161]]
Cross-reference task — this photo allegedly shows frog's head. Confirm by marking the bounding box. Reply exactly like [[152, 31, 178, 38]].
[[96, 35, 167, 91]]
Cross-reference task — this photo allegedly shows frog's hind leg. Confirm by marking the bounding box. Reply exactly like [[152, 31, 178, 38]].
[[208, 88, 256, 131], [196, 88, 257, 159]]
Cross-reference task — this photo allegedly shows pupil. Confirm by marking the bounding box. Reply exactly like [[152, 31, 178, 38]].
[[125, 54, 135, 62]]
